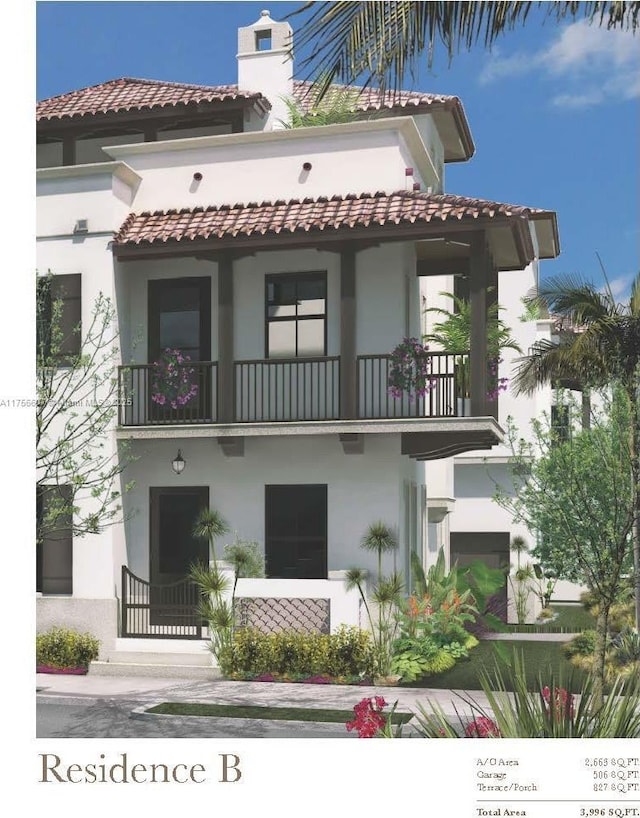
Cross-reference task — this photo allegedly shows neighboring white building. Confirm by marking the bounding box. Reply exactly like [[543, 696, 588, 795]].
[[36, 11, 559, 666]]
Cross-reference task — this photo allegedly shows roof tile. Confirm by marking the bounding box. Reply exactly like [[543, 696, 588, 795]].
[[37, 77, 459, 123], [114, 191, 548, 246]]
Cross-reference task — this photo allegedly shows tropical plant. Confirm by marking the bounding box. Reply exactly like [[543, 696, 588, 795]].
[[280, 81, 361, 128], [360, 521, 398, 580], [410, 651, 640, 739], [222, 538, 265, 597], [344, 567, 403, 678], [423, 291, 521, 399], [290, 2, 638, 98], [532, 563, 558, 609], [193, 507, 230, 567], [509, 535, 533, 625], [513, 271, 640, 631], [189, 561, 233, 666]]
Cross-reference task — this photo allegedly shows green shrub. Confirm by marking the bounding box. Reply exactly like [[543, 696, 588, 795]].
[[221, 626, 375, 678], [441, 640, 469, 659], [563, 630, 597, 660], [36, 627, 100, 669], [421, 648, 456, 675], [390, 651, 432, 682]]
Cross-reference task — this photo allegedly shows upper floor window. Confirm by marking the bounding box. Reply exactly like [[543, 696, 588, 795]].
[[266, 272, 327, 358], [255, 29, 272, 51], [36, 273, 82, 365], [551, 404, 571, 444]]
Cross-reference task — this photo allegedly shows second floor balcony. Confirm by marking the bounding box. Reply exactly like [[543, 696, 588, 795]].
[[118, 351, 470, 427]]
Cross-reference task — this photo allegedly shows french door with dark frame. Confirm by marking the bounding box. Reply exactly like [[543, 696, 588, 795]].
[[265, 484, 328, 579], [149, 486, 209, 626], [148, 277, 212, 423]]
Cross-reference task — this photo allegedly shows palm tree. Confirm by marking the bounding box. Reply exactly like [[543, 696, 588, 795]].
[[360, 520, 398, 580], [290, 2, 638, 97], [512, 272, 640, 629], [193, 508, 230, 568]]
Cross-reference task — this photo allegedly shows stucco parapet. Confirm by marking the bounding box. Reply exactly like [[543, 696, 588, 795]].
[[103, 117, 436, 179], [37, 160, 142, 190]]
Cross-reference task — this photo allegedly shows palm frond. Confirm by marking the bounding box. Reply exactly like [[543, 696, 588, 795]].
[[360, 521, 398, 554], [629, 272, 640, 318], [288, 2, 639, 97], [192, 508, 229, 542], [535, 274, 617, 324]]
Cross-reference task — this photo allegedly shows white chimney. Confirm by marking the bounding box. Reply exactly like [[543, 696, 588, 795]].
[[237, 10, 293, 131]]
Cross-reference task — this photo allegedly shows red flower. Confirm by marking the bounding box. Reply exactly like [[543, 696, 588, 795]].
[[464, 717, 501, 738], [346, 696, 389, 738], [541, 686, 575, 720]]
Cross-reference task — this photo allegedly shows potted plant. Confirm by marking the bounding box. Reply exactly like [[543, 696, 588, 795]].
[[423, 292, 521, 414]]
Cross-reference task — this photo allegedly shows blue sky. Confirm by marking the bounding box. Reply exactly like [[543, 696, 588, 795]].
[[36, 1, 639, 297]]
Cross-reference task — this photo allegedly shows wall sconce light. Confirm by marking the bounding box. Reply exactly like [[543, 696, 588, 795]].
[[171, 449, 186, 475]]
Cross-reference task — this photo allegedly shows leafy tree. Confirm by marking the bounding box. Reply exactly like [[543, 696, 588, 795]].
[[290, 2, 638, 97], [493, 393, 635, 706], [513, 272, 640, 629], [36, 272, 134, 544]]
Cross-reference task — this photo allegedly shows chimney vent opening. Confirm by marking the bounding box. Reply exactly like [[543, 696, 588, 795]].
[[256, 29, 272, 51]]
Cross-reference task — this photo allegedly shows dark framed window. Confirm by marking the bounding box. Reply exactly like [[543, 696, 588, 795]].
[[453, 274, 469, 313], [265, 485, 328, 579], [36, 274, 81, 364], [36, 485, 73, 595], [265, 272, 327, 358], [148, 277, 211, 363], [551, 404, 571, 444]]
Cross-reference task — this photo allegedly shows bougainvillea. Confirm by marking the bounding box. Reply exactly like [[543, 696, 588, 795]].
[[151, 348, 199, 409], [346, 696, 388, 738], [487, 357, 509, 400], [388, 337, 437, 401]]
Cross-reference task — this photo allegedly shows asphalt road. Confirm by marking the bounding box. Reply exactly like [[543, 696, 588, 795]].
[[36, 698, 353, 739]]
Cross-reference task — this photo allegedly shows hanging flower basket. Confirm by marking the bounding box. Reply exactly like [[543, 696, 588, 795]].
[[151, 348, 199, 409], [387, 337, 437, 401]]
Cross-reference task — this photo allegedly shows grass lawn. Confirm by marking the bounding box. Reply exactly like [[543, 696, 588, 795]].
[[146, 702, 412, 724], [402, 639, 588, 691], [506, 604, 595, 634]]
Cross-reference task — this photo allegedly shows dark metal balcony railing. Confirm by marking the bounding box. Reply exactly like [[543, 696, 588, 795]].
[[357, 352, 469, 419], [234, 356, 340, 422], [118, 361, 218, 426], [118, 352, 470, 426]]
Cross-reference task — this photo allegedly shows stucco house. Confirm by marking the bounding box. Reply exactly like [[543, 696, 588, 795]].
[[36, 11, 559, 671]]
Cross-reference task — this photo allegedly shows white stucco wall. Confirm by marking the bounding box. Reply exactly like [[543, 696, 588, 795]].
[[120, 434, 408, 587], [105, 119, 439, 212]]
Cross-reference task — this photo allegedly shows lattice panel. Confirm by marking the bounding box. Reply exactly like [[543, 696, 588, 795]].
[[235, 597, 330, 635]]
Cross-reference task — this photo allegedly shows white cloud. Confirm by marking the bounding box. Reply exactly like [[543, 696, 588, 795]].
[[598, 274, 634, 302], [479, 20, 640, 108]]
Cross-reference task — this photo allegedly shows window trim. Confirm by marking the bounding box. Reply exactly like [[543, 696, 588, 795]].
[[264, 271, 328, 359]]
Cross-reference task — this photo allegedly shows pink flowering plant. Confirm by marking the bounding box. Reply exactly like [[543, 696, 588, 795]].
[[151, 348, 199, 409], [346, 696, 407, 738], [387, 337, 437, 401]]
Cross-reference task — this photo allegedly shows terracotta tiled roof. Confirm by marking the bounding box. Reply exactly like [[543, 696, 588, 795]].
[[114, 191, 548, 246], [36, 77, 268, 122], [37, 77, 459, 123], [291, 80, 458, 113]]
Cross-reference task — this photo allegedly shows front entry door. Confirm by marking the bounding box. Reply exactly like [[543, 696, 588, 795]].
[[265, 485, 327, 579], [149, 486, 209, 627]]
